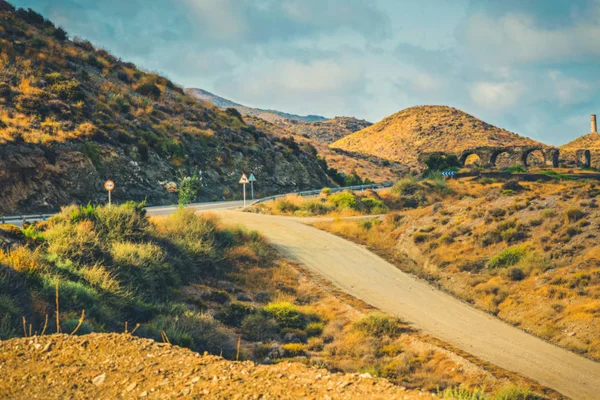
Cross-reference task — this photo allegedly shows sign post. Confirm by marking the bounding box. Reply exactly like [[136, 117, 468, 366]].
[[104, 180, 115, 207], [239, 174, 249, 207], [248, 173, 256, 200]]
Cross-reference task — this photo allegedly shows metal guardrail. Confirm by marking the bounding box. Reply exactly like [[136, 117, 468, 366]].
[[0, 214, 50, 224], [0, 182, 396, 225]]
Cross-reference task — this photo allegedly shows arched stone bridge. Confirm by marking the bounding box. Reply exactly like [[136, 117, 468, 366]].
[[420, 146, 564, 168]]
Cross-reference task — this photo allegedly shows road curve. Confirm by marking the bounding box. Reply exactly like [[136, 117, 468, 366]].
[[213, 211, 600, 400]]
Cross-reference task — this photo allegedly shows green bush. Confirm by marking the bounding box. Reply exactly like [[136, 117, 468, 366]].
[[135, 83, 162, 100], [241, 313, 279, 341], [352, 313, 404, 338], [360, 197, 388, 214], [215, 302, 255, 327], [274, 198, 299, 214], [487, 246, 528, 269], [306, 322, 324, 337], [262, 302, 306, 329], [327, 192, 357, 210], [44, 220, 103, 264], [281, 343, 305, 357], [393, 177, 421, 195], [94, 202, 148, 243]]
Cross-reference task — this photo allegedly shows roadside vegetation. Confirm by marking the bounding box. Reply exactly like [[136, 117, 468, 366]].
[[315, 176, 600, 361], [249, 174, 454, 217], [0, 202, 548, 398]]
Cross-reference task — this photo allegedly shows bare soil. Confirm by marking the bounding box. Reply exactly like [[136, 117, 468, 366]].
[[0, 334, 434, 399]]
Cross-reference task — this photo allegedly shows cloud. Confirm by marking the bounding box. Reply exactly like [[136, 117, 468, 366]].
[[469, 81, 525, 110], [459, 2, 600, 65]]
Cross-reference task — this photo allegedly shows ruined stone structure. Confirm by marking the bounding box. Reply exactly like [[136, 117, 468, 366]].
[[592, 114, 597, 134], [419, 146, 560, 169]]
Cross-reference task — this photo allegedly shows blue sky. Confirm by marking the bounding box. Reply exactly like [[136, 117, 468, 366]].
[[11, 0, 600, 145]]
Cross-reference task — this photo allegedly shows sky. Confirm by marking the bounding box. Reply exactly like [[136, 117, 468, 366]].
[[10, 0, 600, 145]]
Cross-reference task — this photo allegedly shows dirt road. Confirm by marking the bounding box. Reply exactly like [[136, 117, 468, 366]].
[[215, 211, 600, 400]]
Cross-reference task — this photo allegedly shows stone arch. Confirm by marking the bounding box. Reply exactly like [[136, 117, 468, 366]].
[[545, 149, 559, 167], [490, 150, 513, 168], [521, 148, 545, 167], [523, 149, 546, 167], [577, 150, 591, 168], [460, 151, 480, 166]]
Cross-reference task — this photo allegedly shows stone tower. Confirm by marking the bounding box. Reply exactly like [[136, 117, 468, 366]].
[[592, 114, 597, 134]]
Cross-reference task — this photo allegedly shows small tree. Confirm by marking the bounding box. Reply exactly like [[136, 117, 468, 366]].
[[177, 169, 203, 207]]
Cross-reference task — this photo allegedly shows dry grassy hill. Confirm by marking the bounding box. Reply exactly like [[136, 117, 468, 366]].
[[562, 133, 600, 151], [331, 106, 545, 168], [0, 2, 329, 214]]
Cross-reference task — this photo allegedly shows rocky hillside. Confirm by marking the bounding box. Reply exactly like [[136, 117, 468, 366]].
[[188, 88, 326, 123], [331, 106, 545, 168], [0, 334, 435, 399], [186, 88, 403, 181], [0, 2, 329, 214], [284, 116, 372, 144]]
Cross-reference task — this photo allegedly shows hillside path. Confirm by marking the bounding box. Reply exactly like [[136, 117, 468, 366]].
[[213, 211, 600, 400]]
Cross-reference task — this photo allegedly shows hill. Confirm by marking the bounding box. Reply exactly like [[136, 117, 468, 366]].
[[186, 88, 403, 182], [0, 2, 329, 214], [561, 133, 600, 151], [285, 116, 372, 144], [331, 106, 545, 168], [188, 88, 326, 123], [0, 334, 434, 399]]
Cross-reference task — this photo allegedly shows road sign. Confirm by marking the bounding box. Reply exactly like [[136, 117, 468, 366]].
[[104, 180, 115, 207], [248, 174, 256, 200], [442, 171, 455, 178], [239, 174, 248, 207]]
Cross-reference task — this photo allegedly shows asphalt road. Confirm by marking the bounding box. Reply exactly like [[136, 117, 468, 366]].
[[212, 211, 600, 400]]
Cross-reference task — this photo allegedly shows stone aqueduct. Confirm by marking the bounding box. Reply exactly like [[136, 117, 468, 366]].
[[420, 146, 592, 169]]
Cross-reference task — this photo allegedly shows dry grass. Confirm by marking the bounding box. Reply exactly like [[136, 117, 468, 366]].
[[318, 177, 600, 360]]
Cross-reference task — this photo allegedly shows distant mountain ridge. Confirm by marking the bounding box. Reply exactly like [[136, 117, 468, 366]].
[[188, 88, 327, 123]]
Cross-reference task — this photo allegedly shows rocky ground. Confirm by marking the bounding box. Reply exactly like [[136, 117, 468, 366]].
[[0, 334, 436, 399]]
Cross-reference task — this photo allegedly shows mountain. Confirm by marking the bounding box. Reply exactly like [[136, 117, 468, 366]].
[[188, 88, 327, 123], [0, 2, 329, 214], [187, 88, 403, 181], [331, 105, 545, 168]]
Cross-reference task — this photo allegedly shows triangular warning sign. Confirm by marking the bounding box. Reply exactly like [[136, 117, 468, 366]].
[[239, 173, 249, 184]]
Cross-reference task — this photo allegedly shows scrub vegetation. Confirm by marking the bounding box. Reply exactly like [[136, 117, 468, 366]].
[[316, 176, 600, 361]]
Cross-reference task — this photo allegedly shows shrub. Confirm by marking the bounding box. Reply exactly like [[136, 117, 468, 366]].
[[413, 232, 429, 243], [393, 177, 421, 195], [274, 197, 300, 214], [262, 302, 306, 329], [320, 187, 332, 196], [281, 343, 305, 357], [327, 192, 357, 210], [241, 313, 279, 341], [352, 313, 404, 338], [94, 202, 148, 243], [502, 180, 524, 192], [45, 220, 103, 264], [360, 197, 388, 214], [487, 246, 528, 269], [215, 302, 255, 327], [506, 267, 526, 281], [135, 83, 162, 100], [148, 313, 236, 357], [565, 207, 585, 222], [306, 322, 324, 337]]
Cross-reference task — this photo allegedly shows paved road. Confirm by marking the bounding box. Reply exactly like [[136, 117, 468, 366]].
[[212, 211, 600, 400]]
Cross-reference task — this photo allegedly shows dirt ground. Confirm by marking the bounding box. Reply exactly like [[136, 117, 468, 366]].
[[0, 334, 435, 399]]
